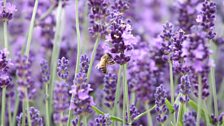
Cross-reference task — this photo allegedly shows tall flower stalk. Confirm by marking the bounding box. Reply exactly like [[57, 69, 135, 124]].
[[196, 75, 202, 126], [49, 0, 63, 119], [1, 1, 8, 126], [67, 0, 81, 125], [23, 0, 39, 126], [87, 34, 100, 82]]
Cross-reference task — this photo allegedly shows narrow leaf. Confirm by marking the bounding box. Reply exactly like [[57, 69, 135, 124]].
[[165, 99, 175, 113], [91, 106, 104, 115]]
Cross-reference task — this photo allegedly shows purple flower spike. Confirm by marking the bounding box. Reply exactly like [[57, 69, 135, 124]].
[[57, 57, 69, 80], [95, 114, 112, 126], [80, 55, 89, 74], [183, 111, 197, 126], [0, 2, 17, 20], [0, 49, 12, 88], [40, 59, 50, 84], [104, 73, 117, 108], [198, 0, 216, 39], [70, 72, 95, 115], [155, 84, 168, 123], [178, 75, 191, 103], [53, 82, 69, 124], [17, 107, 43, 126]]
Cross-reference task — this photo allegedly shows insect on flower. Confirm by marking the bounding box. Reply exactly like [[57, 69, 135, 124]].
[[96, 53, 115, 73]]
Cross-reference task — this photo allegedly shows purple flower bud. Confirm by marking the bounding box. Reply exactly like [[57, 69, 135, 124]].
[[40, 59, 50, 84], [80, 55, 89, 74], [155, 84, 168, 123], [183, 111, 197, 126], [17, 107, 43, 126], [70, 72, 95, 115], [178, 75, 191, 103], [104, 73, 117, 108], [0, 2, 17, 20], [57, 57, 69, 80], [95, 114, 112, 126]]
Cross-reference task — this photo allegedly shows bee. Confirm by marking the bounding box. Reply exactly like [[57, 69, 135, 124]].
[[96, 53, 115, 73]]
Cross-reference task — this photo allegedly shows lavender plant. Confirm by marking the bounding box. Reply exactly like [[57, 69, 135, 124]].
[[1, 0, 224, 126]]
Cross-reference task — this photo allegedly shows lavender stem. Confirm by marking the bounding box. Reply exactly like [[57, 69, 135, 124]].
[[25, 89, 32, 126], [67, 0, 82, 125], [12, 86, 20, 126], [45, 84, 50, 126], [8, 98, 12, 126], [49, 0, 63, 118], [74, 0, 82, 75], [210, 42, 218, 116], [24, 0, 39, 57], [196, 75, 202, 126], [113, 65, 122, 116], [123, 64, 130, 124], [144, 103, 153, 126], [87, 34, 100, 82], [1, 87, 6, 126]]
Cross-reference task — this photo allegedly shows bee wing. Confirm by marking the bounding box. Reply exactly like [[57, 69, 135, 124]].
[[108, 60, 115, 65]]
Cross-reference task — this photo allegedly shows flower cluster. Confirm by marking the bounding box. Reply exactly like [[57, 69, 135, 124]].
[[155, 84, 168, 123], [95, 114, 112, 126], [80, 55, 89, 74], [57, 57, 69, 80], [53, 82, 70, 124], [178, 75, 191, 103], [105, 12, 136, 65], [198, 0, 216, 39], [183, 111, 197, 126], [40, 59, 50, 84], [0, 2, 17, 21], [70, 73, 95, 115], [15, 54, 36, 99], [88, 0, 109, 36], [103, 73, 117, 108], [17, 107, 43, 126], [0, 49, 11, 88]]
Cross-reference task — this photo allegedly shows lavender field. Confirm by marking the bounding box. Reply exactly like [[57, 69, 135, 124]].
[[1, 0, 224, 126]]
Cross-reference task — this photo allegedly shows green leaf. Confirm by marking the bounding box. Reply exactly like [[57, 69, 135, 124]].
[[91, 106, 104, 115], [188, 100, 212, 123], [132, 105, 156, 122], [111, 116, 123, 123], [165, 99, 175, 113], [91, 106, 123, 123]]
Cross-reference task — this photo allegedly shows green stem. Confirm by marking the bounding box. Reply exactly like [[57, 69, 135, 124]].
[[87, 34, 100, 82], [210, 66, 218, 116], [8, 98, 12, 126], [144, 103, 153, 126], [12, 87, 20, 126], [74, 0, 81, 75], [45, 84, 50, 126], [113, 66, 122, 116], [25, 89, 32, 126], [176, 103, 183, 126], [24, 0, 39, 57], [218, 79, 224, 101], [59, 112, 64, 126], [3, 0, 8, 50], [196, 75, 202, 126], [123, 64, 130, 124], [49, 0, 63, 118], [22, 100, 26, 126], [1, 87, 6, 126], [203, 101, 210, 126], [83, 116, 88, 126], [209, 40, 218, 116], [169, 60, 175, 124], [168, 60, 174, 104], [3, 22, 8, 50], [132, 105, 155, 123]]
